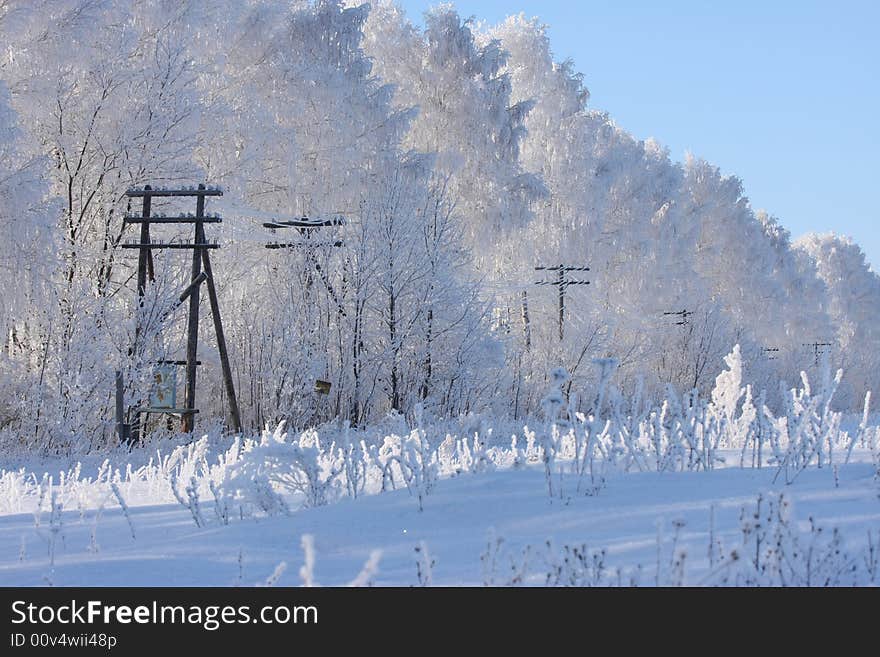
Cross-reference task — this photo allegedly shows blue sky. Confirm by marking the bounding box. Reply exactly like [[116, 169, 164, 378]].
[[395, 0, 880, 270]]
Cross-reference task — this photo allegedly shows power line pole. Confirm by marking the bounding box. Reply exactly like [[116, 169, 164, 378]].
[[521, 290, 532, 351], [762, 347, 780, 361], [803, 341, 832, 366], [123, 184, 241, 436], [535, 265, 590, 342], [263, 217, 347, 317]]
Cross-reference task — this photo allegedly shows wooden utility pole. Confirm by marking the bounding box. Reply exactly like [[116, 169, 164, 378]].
[[115, 371, 130, 444], [535, 265, 590, 341], [803, 341, 832, 366], [762, 347, 780, 361], [200, 242, 241, 433], [182, 191, 205, 432], [264, 217, 347, 317], [135, 187, 153, 297], [263, 216, 347, 412], [123, 184, 242, 436], [520, 290, 531, 351]]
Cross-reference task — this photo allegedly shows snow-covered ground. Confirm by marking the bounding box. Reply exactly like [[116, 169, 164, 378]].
[[1, 455, 877, 587], [2, 352, 877, 587]]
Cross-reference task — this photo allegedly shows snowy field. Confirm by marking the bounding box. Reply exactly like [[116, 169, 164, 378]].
[[0, 433, 877, 587], [1, 348, 878, 588], [0, 457, 878, 587]]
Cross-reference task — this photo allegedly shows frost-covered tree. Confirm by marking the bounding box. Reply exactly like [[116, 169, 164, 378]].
[[0, 81, 51, 341], [490, 15, 709, 402], [0, 80, 54, 436], [362, 3, 544, 257], [797, 233, 880, 406], [0, 0, 875, 453], [0, 0, 211, 449], [187, 0, 499, 429]]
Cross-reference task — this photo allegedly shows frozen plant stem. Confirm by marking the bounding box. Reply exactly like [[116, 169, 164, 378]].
[[111, 483, 136, 540]]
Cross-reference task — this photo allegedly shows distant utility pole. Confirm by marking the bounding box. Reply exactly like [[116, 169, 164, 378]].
[[803, 341, 832, 366], [664, 309, 693, 327], [762, 347, 781, 361], [264, 217, 347, 317], [535, 265, 590, 342]]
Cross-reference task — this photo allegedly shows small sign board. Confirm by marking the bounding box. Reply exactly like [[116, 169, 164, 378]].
[[315, 380, 332, 396], [150, 364, 178, 409]]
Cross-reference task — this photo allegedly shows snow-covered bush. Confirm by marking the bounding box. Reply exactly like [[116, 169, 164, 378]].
[[772, 361, 847, 484], [536, 367, 571, 499], [0, 344, 875, 530], [379, 429, 438, 512], [219, 423, 342, 515]]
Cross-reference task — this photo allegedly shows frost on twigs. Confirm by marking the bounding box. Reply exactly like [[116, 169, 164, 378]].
[[772, 362, 846, 485], [348, 549, 382, 587], [379, 427, 438, 512], [260, 561, 287, 588], [110, 483, 135, 540]]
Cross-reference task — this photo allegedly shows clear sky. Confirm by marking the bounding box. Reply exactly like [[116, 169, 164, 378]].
[[395, 0, 880, 271]]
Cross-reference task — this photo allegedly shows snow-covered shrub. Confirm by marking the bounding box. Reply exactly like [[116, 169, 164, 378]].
[[740, 390, 775, 469], [339, 426, 371, 500], [541, 367, 570, 425], [46, 490, 63, 568], [537, 367, 571, 499], [846, 392, 876, 465], [348, 550, 383, 588], [110, 482, 136, 539], [639, 390, 723, 473], [379, 429, 438, 512], [209, 480, 229, 525], [436, 431, 497, 477], [282, 429, 345, 509], [567, 358, 620, 495], [773, 364, 847, 485], [170, 471, 211, 526], [219, 423, 342, 515]]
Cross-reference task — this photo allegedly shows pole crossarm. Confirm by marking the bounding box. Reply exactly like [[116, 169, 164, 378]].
[[663, 309, 693, 326], [263, 217, 345, 229], [535, 266, 591, 273], [534, 281, 590, 287], [126, 187, 223, 198], [763, 346, 781, 360], [266, 241, 344, 250], [122, 243, 220, 250], [124, 215, 222, 224]]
